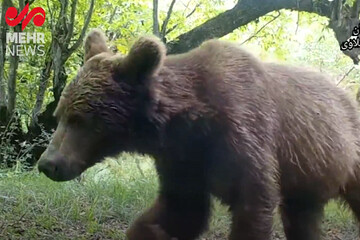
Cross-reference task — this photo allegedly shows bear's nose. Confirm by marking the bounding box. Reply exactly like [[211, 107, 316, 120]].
[[38, 159, 58, 177]]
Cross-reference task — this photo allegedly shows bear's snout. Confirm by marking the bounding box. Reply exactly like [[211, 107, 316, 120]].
[[38, 158, 58, 178], [38, 149, 79, 182]]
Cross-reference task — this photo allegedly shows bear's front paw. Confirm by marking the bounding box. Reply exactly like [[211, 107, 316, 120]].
[[126, 223, 178, 240]]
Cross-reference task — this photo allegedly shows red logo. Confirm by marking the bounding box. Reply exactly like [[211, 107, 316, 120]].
[[5, 3, 45, 31]]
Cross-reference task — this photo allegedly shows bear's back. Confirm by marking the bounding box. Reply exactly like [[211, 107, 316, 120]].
[[264, 63, 360, 195], [162, 41, 360, 196]]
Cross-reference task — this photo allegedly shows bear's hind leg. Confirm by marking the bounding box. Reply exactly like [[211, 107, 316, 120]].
[[229, 201, 276, 240], [228, 177, 278, 240], [280, 197, 325, 240]]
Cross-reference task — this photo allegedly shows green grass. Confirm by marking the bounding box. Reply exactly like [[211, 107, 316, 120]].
[[0, 153, 358, 239]]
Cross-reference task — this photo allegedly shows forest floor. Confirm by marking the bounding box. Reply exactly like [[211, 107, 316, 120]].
[[0, 153, 358, 240]]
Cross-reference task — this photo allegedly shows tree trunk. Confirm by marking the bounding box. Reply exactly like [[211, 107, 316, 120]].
[[52, 44, 67, 102], [166, 0, 353, 57], [30, 49, 53, 128], [329, 0, 360, 64], [166, 0, 357, 63], [7, 52, 19, 118], [153, 0, 160, 37], [6, 24, 21, 118], [0, 0, 10, 122]]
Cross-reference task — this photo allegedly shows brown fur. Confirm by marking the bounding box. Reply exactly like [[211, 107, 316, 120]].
[[38, 29, 360, 240]]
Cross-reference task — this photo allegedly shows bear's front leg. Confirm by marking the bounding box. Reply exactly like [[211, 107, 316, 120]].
[[126, 193, 210, 240], [229, 170, 278, 240], [127, 155, 212, 240], [126, 210, 173, 240]]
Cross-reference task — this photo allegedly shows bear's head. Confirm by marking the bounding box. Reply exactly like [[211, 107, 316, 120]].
[[37, 29, 166, 181]]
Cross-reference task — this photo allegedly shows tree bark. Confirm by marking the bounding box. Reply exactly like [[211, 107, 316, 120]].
[[160, 0, 176, 41], [30, 48, 53, 128], [153, 0, 160, 37], [52, 43, 66, 102], [7, 40, 19, 118], [0, 0, 10, 120], [167, 0, 358, 64], [329, 0, 360, 64], [7, 0, 24, 118]]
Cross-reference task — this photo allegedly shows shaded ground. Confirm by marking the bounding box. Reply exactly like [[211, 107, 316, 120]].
[[0, 216, 128, 240], [0, 155, 358, 240], [0, 215, 358, 240]]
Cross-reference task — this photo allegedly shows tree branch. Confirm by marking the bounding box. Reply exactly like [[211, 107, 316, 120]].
[[167, 0, 298, 53], [351, 0, 360, 18], [181, 0, 191, 14], [240, 11, 281, 45], [165, 3, 201, 37], [153, 0, 160, 37], [160, 0, 177, 39], [64, 0, 78, 45], [60, 0, 69, 36], [336, 66, 355, 86], [109, 6, 118, 24], [165, 24, 178, 35], [46, 0, 55, 31], [68, 0, 95, 54], [25, 0, 35, 5], [30, 49, 53, 128], [295, 11, 300, 34], [185, 2, 200, 18], [166, 0, 359, 64]]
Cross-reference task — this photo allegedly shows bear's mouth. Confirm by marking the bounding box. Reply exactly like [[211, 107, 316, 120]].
[[40, 165, 81, 182], [41, 169, 80, 182]]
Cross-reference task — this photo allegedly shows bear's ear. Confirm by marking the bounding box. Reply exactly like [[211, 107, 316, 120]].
[[84, 29, 108, 62], [119, 36, 166, 81]]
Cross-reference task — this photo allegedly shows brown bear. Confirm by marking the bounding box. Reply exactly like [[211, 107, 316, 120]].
[[38, 29, 360, 240]]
